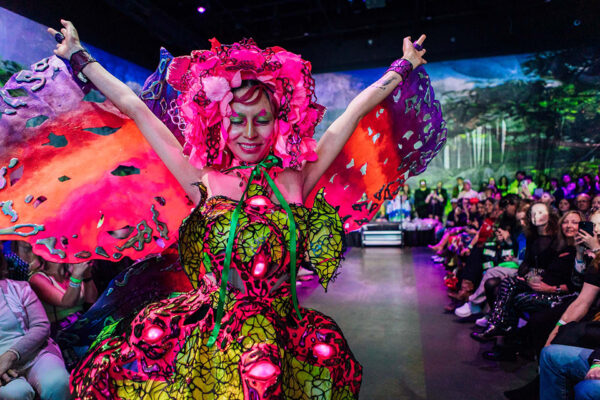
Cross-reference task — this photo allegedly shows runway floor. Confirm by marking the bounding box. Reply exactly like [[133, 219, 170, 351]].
[[298, 246, 537, 400]]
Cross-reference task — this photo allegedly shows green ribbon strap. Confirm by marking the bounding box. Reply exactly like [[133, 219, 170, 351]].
[[206, 155, 301, 348]]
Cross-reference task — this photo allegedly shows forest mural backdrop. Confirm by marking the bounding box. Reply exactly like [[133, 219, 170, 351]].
[[2, 6, 599, 190]]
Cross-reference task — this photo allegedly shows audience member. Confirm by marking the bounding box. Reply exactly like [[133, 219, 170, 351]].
[[0, 249, 70, 400], [413, 179, 431, 219], [458, 179, 478, 199]]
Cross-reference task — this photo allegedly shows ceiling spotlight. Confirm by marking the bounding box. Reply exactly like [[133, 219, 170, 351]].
[[573, 19, 582, 26], [197, 6, 206, 13], [367, 39, 373, 46], [450, 36, 456, 43]]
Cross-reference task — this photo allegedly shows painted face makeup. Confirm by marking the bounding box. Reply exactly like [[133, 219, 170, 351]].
[[561, 212, 581, 238], [226, 88, 275, 164], [531, 203, 549, 227]]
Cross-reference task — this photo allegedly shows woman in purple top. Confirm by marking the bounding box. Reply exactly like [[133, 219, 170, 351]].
[[0, 246, 70, 400]]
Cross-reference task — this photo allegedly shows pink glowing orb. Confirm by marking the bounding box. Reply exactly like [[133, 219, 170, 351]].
[[313, 343, 335, 358], [252, 262, 266, 278], [247, 195, 272, 208], [197, 6, 206, 13], [143, 325, 164, 342], [251, 253, 269, 278], [247, 361, 279, 380]]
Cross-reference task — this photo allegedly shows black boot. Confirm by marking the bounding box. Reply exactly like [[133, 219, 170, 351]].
[[470, 324, 509, 342]]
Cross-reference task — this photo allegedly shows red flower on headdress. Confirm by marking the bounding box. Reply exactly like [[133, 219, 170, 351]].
[[165, 39, 325, 170]]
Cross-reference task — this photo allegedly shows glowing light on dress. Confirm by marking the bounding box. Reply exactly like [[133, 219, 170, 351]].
[[247, 361, 279, 380], [313, 343, 335, 358], [142, 326, 164, 342]]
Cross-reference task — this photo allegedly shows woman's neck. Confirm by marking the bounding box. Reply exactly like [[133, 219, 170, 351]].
[[537, 224, 548, 235]]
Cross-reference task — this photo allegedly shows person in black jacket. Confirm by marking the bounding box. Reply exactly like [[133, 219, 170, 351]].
[[472, 203, 581, 341]]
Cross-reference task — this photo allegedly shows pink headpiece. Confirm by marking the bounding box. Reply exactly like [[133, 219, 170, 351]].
[[165, 38, 325, 170]]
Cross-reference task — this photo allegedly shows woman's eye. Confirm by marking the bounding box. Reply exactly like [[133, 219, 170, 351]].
[[255, 116, 273, 124], [230, 117, 245, 125]]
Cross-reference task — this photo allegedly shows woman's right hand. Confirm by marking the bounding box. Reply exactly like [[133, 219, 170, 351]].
[[47, 19, 84, 59], [70, 261, 92, 280], [576, 229, 600, 251]]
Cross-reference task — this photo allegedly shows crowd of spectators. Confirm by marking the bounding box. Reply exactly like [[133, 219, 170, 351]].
[[0, 240, 133, 399], [423, 170, 600, 400]]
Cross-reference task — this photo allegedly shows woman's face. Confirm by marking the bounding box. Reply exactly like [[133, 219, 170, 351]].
[[541, 192, 553, 205], [558, 198, 571, 212], [592, 196, 600, 211], [531, 203, 549, 227], [226, 89, 276, 164], [590, 213, 600, 238], [517, 211, 527, 227], [561, 212, 581, 238]]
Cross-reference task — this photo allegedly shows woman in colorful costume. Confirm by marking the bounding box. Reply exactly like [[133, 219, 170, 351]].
[[0, 17, 445, 398]]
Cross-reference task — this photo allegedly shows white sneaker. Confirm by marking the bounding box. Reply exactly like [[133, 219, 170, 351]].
[[454, 302, 472, 318], [475, 315, 490, 328]]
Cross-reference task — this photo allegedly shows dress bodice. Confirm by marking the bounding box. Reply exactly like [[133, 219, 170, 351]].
[[178, 182, 344, 298]]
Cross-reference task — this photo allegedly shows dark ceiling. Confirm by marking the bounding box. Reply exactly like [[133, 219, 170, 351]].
[[3, 0, 599, 72]]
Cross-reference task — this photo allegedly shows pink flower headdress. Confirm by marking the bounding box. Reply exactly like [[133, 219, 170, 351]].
[[165, 38, 325, 170]]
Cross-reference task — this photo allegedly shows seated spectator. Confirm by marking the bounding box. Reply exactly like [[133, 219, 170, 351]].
[[541, 191, 555, 206], [16, 242, 98, 369], [425, 181, 447, 221], [539, 211, 600, 399], [540, 344, 600, 400], [558, 197, 573, 216], [397, 184, 413, 220], [471, 202, 580, 341], [413, 179, 431, 219], [576, 193, 592, 218], [454, 203, 526, 319], [544, 209, 600, 347], [518, 175, 537, 199], [497, 175, 510, 197], [16, 242, 98, 331], [0, 249, 70, 400], [452, 176, 464, 199], [458, 179, 478, 199], [592, 194, 600, 213]]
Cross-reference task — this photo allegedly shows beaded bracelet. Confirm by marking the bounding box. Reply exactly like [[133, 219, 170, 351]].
[[556, 319, 567, 327], [386, 58, 413, 83], [70, 276, 83, 284]]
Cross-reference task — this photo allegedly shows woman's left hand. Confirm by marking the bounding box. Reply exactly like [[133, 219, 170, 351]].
[[402, 35, 427, 69], [585, 366, 600, 380], [0, 352, 18, 385], [529, 280, 556, 293]]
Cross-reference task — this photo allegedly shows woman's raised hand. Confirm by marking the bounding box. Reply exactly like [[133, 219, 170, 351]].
[[70, 261, 92, 280], [402, 34, 427, 69], [47, 19, 84, 59]]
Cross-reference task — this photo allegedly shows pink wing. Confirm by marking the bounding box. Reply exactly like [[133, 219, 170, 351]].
[[305, 67, 447, 232], [0, 56, 191, 263]]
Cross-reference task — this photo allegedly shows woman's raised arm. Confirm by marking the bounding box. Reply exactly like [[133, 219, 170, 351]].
[[302, 35, 427, 198], [48, 20, 204, 205]]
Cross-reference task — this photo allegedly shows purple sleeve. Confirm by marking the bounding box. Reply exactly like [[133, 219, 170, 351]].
[[10, 283, 51, 360]]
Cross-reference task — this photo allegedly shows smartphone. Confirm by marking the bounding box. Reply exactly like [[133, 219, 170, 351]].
[[579, 221, 594, 236]]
